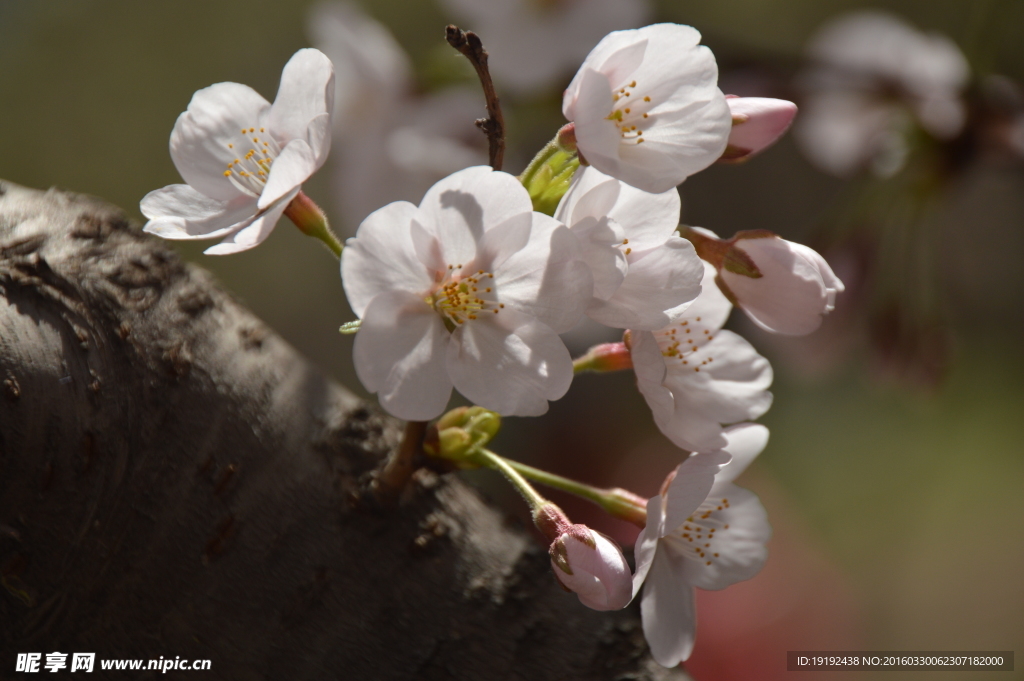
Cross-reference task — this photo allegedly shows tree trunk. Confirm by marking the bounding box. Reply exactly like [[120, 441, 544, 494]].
[[0, 181, 679, 680]]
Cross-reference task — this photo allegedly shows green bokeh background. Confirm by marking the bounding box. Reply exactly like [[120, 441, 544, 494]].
[[1, 0, 1021, 678]]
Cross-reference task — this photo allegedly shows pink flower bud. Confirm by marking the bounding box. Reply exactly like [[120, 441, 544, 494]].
[[549, 524, 632, 611], [720, 97, 798, 163]]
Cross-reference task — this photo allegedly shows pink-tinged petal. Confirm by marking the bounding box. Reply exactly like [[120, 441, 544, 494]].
[[341, 201, 433, 317], [170, 82, 271, 202], [302, 112, 333, 171], [203, 188, 298, 255], [590, 237, 702, 330], [353, 290, 453, 421], [267, 48, 335, 159], [641, 547, 697, 667], [418, 166, 534, 268], [724, 97, 798, 161], [553, 529, 633, 611], [632, 494, 665, 597], [447, 310, 572, 417], [662, 450, 731, 534], [679, 483, 770, 590], [713, 423, 770, 485], [605, 178, 680, 252], [721, 236, 844, 335], [257, 138, 317, 210], [141, 184, 256, 240], [495, 216, 592, 333]]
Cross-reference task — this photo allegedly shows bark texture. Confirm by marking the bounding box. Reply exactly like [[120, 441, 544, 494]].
[[0, 181, 681, 680]]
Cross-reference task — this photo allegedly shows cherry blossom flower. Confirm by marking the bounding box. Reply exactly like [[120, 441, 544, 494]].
[[795, 11, 970, 176], [629, 261, 773, 452], [439, 0, 651, 96], [141, 49, 335, 255], [721, 97, 798, 163], [309, 2, 486, 231], [549, 524, 633, 611], [562, 23, 732, 193], [341, 166, 592, 420], [633, 424, 772, 667], [554, 166, 703, 330], [688, 226, 845, 336]]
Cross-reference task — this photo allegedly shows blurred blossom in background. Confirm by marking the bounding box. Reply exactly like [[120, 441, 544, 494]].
[[1, 1, 1022, 679]]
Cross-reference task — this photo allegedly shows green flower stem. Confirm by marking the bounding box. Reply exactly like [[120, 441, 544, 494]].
[[474, 448, 549, 513], [284, 191, 343, 259], [501, 458, 648, 527]]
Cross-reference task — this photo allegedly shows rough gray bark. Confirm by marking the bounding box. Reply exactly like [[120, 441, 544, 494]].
[[0, 181, 680, 680]]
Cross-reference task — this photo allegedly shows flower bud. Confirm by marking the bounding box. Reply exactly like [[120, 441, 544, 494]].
[[719, 97, 798, 163], [572, 342, 633, 374], [549, 524, 632, 611], [423, 406, 501, 466]]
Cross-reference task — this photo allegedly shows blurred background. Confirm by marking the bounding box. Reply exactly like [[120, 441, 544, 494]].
[[1, 0, 1022, 678]]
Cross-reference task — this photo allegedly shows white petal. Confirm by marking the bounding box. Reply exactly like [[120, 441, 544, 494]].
[[353, 290, 453, 421], [641, 547, 696, 667], [568, 24, 732, 193], [570, 216, 627, 301], [267, 48, 335, 164], [637, 330, 773, 452], [495, 216, 592, 333], [341, 201, 433, 317], [202, 188, 298, 255], [170, 82, 271, 202], [141, 184, 256, 240], [589, 237, 702, 330], [418, 166, 534, 268], [721, 236, 844, 335], [447, 310, 572, 417], [554, 165, 622, 228], [713, 423, 770, 485], [632, 495, 665, 597], [257, 138, 317, 210], [680, 483, 770, 590], [663, 449, 731, 534]]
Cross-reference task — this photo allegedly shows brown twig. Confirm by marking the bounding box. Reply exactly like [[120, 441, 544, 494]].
[[372, 420, 427, 506], [445, 25, 505, 171]]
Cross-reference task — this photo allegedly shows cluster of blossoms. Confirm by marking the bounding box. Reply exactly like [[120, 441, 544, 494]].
[[141, 20, 842, 670]]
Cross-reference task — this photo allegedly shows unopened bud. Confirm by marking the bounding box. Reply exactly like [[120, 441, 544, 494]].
[[556, 122, 577, 153], [423, 406, 501, 465], [719, 97, 798, 163], [572, 342, 633, 374], [548, 524, 632, 611]]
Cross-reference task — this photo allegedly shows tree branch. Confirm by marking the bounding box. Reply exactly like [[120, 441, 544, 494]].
[[0, 180, 682, 680], [446, 25, 506, 171]]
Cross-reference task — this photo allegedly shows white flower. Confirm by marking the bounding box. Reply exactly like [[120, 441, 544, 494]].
[[563, 23, 732, 193], [629, 261, 773, 452], [722, 97, 798, 163], [549, 524, 633, 611], [439, 0, 651, 96], [341, 166, 592, 420], [691, 227, 845, 336], [554, 166, 703, 330], [633, 423, 772, 667], [796, 11, 969, 176], [141, 49, 335, 255], [310, 2, 487, 231]]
